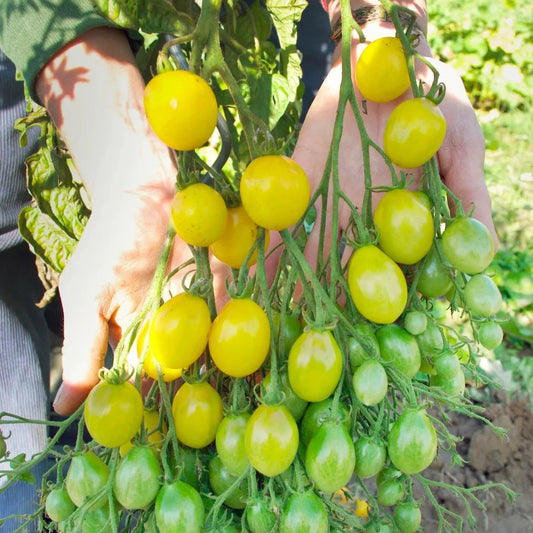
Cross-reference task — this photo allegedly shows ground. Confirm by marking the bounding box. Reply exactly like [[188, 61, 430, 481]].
[[420, 390, 533, 532]]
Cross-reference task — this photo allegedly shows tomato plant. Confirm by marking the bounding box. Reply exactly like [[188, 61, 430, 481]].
[[245, 499, 278, 533], [149, 292, 211, 370], [215, 412, 251, 476], [374, 189, 434, 265], [208, 455, 249, 509], [305, 422, 356, 493], [393, 503, 422, 533], [288, 329, 343, 402], [209, 298, 271, 377], [171, 183, 228, 247], [441, 217, 495, 274], [239, 155, 310, 230], [300, 397, 350, 448], [347, 245, 408, 324], [144, 69, 218, 151], [244, 403, 298, 477], [355, 36, 410, 102], [279, 491, 330, 533], [65, 451, 110, 509], [113, 446, 162, 510], [45, 486, 76, 523], [352, 359, 388, 406], [416, 244, 453, 298], [347, 323, 380, 368], [262, 370, 308, 422], [172, 381, 224, 448], [463, 274, 503, 317], [478, 321, 504, 350], [209, 205, 270, 268], [376, 324, 421, 379], [383, 97, 446, 168], [354, 437, 387, 479], [388, 409, 438, 474], [155, 480, 205, 533], [84, 380, 144, 448]]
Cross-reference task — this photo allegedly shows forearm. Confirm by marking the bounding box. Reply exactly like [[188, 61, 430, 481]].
[[34, 27, 177, 212]]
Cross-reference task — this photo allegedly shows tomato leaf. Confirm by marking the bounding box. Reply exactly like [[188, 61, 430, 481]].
[[266, 0, 306, 101], [18, 206, 77, 273]]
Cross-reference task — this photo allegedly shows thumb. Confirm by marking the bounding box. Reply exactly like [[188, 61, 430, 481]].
[[53, 286, 110, 415]]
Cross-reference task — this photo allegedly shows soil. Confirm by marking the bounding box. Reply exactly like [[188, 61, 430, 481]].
[[419, 390, 533, 532]]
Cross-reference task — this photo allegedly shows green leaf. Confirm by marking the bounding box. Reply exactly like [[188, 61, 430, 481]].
[[18, 207, 78, 273], [92, 0, 194, 35], [266, 0, 307, 101], [245, 72, 290, 130], [25, 148, 89, 240]]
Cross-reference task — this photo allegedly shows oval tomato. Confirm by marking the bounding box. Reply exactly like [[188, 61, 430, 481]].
[[377, 478, 405, 506], [210, 205, 270, 268], [65, 452, 110, 509], [352, 359, 388, 406], [347, 245, 408, 324], [144, 70, 218, 151], [240, 155, 310, 231], [155, 481, 205, 533], [393, 503, 422, 533], [171, 183, 227, 247], [354, 437, 387, 479], [279, 491, 329, 533], [84, 380, 144, 448], [149, 292, 211, 370], [215, 412, 251, 476], [464, 274, 502, 317], [209, 298, 270, 377], [374, 189, 434, 265], [245, 404, 298, 477], [416, 244, 453, 298], [245, 499, 278, 533], [304, 422, 356, 494], [376, 324, 421, 379], [388, 409, 438, 474], [300, 398, 350, 448], [384, 97, 446, 169], [478, 321, 504, 350], [172, 381, 223, 448], [113, 446, 162, 510], [355, 36, 410, 102], [137, 320, 182, 382], [441, 217, 495, 274], [430, 368, 466, 397], [288, 329, 343, 402], [433, 351, 460, 380], [403, 310, 427, 336], [45, 486, 76, 523], [208, 455, 249, 510]]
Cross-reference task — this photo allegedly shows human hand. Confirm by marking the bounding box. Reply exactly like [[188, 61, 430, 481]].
[[292, 24, 496, 268], [35, 27, 228, 414]]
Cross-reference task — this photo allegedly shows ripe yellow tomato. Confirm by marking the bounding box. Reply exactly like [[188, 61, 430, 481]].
[[144, 70, 218, 151]]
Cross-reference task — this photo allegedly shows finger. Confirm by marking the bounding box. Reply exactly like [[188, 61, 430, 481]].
[[436, 63, 498, 245], [53, 278, 110, 416]]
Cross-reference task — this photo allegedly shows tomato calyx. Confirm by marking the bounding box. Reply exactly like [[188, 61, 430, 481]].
[[98, 365, 134, 386]]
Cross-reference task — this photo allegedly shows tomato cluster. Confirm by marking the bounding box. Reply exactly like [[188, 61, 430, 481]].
[[36, 15, 506, 533]]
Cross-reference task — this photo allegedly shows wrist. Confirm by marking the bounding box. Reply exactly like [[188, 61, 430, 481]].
[[326, 1, 428, 42]]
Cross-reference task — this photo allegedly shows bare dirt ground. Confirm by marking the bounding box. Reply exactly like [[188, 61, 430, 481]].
[[420, 391, 533, 533]]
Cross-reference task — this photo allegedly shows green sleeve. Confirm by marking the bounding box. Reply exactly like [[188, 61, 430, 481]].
[[0, 0, 116, 102]]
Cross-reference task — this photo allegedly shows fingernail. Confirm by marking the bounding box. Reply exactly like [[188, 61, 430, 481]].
[[53, 383, 64, 410]]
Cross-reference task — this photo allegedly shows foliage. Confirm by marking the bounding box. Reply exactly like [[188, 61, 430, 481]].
[[428, 0, 533, 110]]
